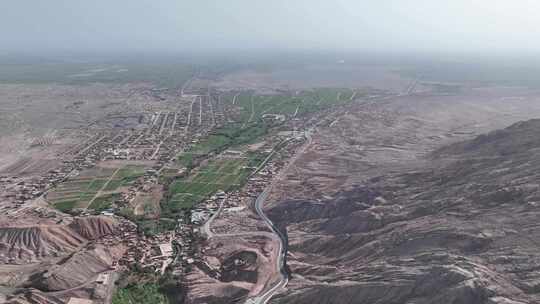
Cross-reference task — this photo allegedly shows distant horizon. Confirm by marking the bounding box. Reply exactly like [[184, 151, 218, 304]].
[[4, 1, 540, 56], [4, 48, 540, 67]]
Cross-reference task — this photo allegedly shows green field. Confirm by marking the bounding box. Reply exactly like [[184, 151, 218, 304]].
[[177, 123, 268, 168], [112, 283, 169, 304], [230, 88, 355, 122], [47, 164, 147, 213], [88, 193, 120, 212], [176, 88, 354, 169], [168, 88, 356, 218], [165, 158, 254, 214], [53, 200, 78, 213]]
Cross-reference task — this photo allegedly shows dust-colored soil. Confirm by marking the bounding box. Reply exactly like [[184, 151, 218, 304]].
[[0, 225, 86, 264], [132, 184, 163, 217], [263, 87, 540, 304], [68, 216, 117, 240], [0, 83, 155, 173], [0, 212, 121, 303], [185, 235, 279, 303], [0, 215, 117, 265], [30, 244, 125, 292]]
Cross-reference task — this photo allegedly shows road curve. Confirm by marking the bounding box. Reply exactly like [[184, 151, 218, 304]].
[[200, 179, 287, 304], [200, 130, 314, 304], [246, 129, 314, 304], [244, 187, 289, 304]]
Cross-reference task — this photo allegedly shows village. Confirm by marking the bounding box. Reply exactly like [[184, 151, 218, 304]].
[[110, 126, 307, 281], [0, 78, 339, 304]]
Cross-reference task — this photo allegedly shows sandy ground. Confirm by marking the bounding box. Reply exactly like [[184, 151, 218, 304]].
[[267, 86, 540, 205], [0, 83, 159, 173], [258, 85, 540, 304], [186, 234, 280, 302]]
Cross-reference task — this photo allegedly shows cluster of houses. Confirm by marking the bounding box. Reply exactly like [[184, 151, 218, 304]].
[[191, 132, 306, 236], [113, 214, 197, 275], [1, 89, 314, 293], [0, 157, 93, 213], [0, 176, 42, 210]]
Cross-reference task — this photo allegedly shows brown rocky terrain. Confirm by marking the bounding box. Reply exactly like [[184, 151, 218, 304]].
[[0, 216, 117, 265], [6, 289, 66, 304], [185, 235, 279, 304], [264, 89, 540, 304], [0, 215, 120, 303], [68, 217, 117, 240], [0, 226, 86, 264], [28, 244, 124, 291]]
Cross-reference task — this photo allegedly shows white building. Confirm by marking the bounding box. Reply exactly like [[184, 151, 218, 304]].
[[159, 243, 174, 257]]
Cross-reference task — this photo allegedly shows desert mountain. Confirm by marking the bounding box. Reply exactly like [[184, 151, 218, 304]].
[[269, 119, 540, 304]]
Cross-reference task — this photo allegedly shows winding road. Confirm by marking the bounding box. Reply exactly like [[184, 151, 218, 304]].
[[245, 187, 288, 304], [201, 129, 314, 304], [246, 129, 314, 303]]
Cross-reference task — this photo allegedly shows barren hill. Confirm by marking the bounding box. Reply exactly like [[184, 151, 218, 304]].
[[0, 216, 117, 265], [267, 94, 540, 304], [29, 244, 124, 292], [6, 289, 65, 304], [68, 216, 117, 240], [0, 226, 86, 264]]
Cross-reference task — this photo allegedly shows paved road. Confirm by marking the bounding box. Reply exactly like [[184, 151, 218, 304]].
[[185, 97, 197, 132], [199, 129, 314, 304], [202, 136, 292, 239], [201, 198, 224, 239], [245, 129, 314, 304], [245, 187, 288, 304], [200, 189, 283, 304]]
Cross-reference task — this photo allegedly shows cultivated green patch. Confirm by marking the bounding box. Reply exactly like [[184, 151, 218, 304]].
[[47, 164, 147, 213], [176, 122, 269, 168], [112, 283, 168, 304], [165, 157, 256, 214], [88, 193, 119, 212]]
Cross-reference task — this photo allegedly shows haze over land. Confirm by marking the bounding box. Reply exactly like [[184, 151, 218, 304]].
[[3, 0, 540, 55], [3, 1, 540, 304]]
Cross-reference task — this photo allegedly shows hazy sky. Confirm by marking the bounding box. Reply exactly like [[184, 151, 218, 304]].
[[3, 0, 540, 54]]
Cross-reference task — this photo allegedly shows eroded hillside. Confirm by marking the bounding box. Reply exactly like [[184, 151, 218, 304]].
[[266, 89, 540, 304]]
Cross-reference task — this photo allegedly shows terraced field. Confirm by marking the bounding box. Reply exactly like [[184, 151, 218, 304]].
[[46, 164, 147, 213]]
